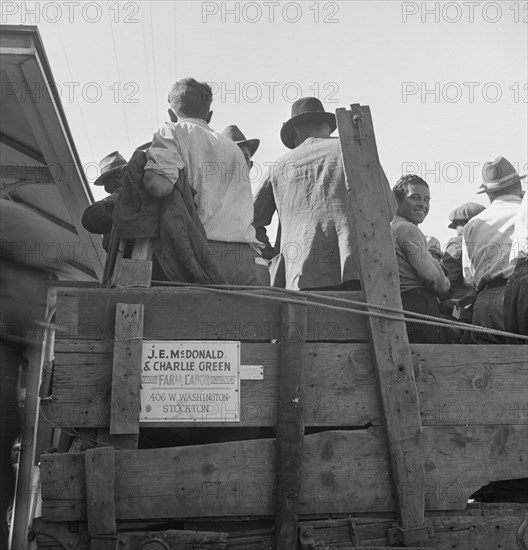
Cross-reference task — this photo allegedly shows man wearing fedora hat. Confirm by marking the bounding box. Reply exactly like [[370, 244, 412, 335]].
[[253, 97, 395, 291], [462, 156, 525, 343], [222, 125, 260, 170], [81, 151, 127, 251]]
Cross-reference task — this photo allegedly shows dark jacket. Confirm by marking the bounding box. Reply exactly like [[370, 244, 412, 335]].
[[112, 150, 226, 284]]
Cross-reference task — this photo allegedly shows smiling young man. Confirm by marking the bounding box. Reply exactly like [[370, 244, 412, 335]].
[[390, 174, 452, 343]]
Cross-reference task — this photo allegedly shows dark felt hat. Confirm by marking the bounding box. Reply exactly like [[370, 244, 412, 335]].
[[477, 156, 526, 195], [222, 125, 260, 158], [448, 202, 486, 229], [94, 151, 127, 187], [280, 97, 336, 149]]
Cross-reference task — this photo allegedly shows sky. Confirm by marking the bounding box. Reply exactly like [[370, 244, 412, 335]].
[[2, 0, 527, 247]]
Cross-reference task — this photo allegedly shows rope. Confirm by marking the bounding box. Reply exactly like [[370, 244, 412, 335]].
[[147, 280, 528, 342]]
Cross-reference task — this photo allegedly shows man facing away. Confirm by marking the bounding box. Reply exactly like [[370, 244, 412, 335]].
[[253, 97, 395, 291], [462, 156, 524, 343], [390, 174, 453, 343], [504, 191, 527, 340], [143, 78, 269, 286]]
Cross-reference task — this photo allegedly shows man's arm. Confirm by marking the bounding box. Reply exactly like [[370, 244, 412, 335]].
[[400, 223, 450, 295], [144, 171, 175, 199], [253, 173, 276, 259], [144, 124, 185, 199]]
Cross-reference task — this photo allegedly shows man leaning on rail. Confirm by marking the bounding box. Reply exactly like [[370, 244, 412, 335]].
[[390, 174, 455, 344]]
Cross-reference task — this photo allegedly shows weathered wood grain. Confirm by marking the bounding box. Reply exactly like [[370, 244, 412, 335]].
[[54, 288, 369, 342], [110, 303, 143, 434], [338, 104, 426, 538], [84, 447, 115, 535], [51, 344, 528, 429], [40, 426, 527, 522], [275, 302, 307, 550]]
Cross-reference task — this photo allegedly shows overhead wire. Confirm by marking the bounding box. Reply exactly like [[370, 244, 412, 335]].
[[141, 4, 156, 131], [149, 2, 160, 124], [107, 3, 132, 152], [55, 24, 96, 170]]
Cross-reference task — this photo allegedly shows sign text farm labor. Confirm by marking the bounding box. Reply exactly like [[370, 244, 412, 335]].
[[140, 341, 240, 423]]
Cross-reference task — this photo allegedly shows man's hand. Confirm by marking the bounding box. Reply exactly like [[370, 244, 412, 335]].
[[144, 171, 174, 199]]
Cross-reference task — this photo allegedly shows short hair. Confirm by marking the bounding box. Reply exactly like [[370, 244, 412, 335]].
[[392, 174, 429, 203], [168, 78, 213, 119]]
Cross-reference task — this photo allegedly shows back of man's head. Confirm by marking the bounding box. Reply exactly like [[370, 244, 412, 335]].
[[168, 78, 213, 121], [486, 181, 523, 203], [292, 119, 332, 147]]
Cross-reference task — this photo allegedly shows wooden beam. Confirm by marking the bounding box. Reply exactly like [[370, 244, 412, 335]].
[[10, 285, 50, 550], [0, 131, 46, 164], [39, 426, 528, 521], [54, 287, 369, 342], [51, 342, 528, 429], [0, 163, 54, 183], [275, 302, 307, 549], [84, 446, 116, 536], [337, 104, 426, 544], [109, 304, 144, 434]]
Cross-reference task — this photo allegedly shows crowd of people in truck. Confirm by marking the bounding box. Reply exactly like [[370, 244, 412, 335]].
[[82, 77, 527, 344], [1, 77, 526, 544]]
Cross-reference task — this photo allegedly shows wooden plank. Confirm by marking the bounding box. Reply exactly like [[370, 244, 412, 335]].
[[110, 303, 144, 434], [54, 288, 369, 341], [131, 238, 153, 260], [39, 425, 528, 522], [275, 302, 307, 550], [101, 228, 120, 288], [337, 104, 426, 541], [50, 344, 528, 428], [113, 259, 152, 289], [84, 447, 116, 536]]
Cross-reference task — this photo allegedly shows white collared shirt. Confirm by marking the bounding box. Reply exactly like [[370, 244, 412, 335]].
[[145, 119, 258, 245], [462, 195, 522, 289]]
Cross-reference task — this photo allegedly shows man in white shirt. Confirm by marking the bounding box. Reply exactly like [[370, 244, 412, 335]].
[[144, 78, 269, 286], [504, 191, 527, 339], [462, 156, 524, 343]]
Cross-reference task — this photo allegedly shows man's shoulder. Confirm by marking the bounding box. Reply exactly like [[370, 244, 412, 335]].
[[276, 137, 341, 164]]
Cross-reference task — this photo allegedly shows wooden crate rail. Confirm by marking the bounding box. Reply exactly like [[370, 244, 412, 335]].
[[337, 103, 426, 543]]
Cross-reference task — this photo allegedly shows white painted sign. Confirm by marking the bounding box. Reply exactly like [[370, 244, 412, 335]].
[[140, 341, 240, 422]]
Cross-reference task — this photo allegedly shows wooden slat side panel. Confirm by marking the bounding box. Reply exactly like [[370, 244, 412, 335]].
[[110, 303, 144, 434], [84, 447, 116, 536], [51, 344, 528, 429], [40, 425, 528, 522], [54, 288, 368, 341]]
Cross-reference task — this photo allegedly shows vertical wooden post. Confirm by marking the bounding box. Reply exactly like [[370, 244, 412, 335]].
[[275, 301, 307, 550], [10, 286, 51, 550], [109, 303, 144, 435], [85, 446, 116, 546], [337, 105, 428, 545]]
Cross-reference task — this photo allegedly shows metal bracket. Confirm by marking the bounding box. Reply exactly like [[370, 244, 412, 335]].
[[517, 518, 528, 550], [387, 522, 433, 545], [30, 517, 81, 549], [299, 525, 316, 549], [347, 519, 361, 546]]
